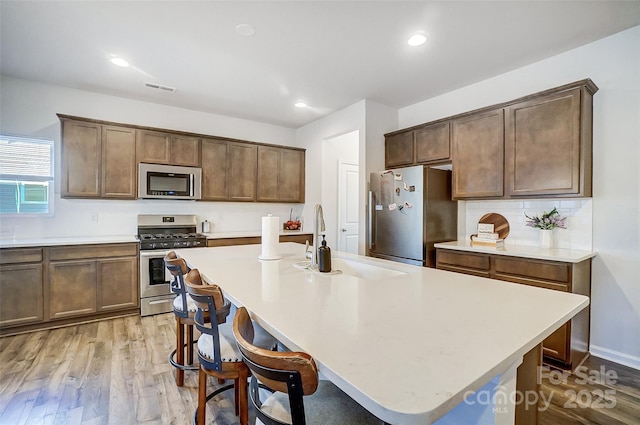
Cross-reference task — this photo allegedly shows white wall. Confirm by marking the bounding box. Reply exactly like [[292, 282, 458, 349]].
[[295, 99, 397, 254], [0, 75, 301, 238], [398, 26, 640, 368], [321, 131, 359, 249]]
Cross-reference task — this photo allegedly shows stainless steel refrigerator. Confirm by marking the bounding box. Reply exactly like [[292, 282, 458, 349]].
[[368, 165, 457, 267]]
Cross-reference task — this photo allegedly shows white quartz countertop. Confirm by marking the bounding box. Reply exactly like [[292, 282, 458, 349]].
[[202, 230, 311, 239], [0, 235, 138, 248], [434, 240, 596, 263], [176, 243, 589, 424]]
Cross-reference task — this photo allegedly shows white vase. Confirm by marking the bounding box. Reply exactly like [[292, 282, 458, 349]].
[[539, 229, 553, 249]]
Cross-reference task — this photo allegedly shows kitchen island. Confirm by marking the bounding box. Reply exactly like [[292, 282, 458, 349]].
[[176, 243, 589, 425]]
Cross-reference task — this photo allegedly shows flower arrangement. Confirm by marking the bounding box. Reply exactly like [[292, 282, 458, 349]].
[[524, 207, 567, 230]]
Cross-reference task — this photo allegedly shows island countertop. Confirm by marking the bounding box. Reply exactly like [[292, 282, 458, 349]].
[[176, 243, 589, 425]]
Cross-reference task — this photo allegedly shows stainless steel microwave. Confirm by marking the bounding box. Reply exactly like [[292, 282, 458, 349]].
[[138, 163, 202, 200]]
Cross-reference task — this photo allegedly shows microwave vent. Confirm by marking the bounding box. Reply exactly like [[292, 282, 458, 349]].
[[144, 82, 176, 93]]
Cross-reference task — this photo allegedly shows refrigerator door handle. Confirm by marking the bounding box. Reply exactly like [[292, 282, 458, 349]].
[[368, 190, 374, 250]]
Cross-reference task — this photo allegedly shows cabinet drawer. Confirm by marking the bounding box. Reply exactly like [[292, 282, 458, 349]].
[[49, 243, 138, 261], [437, 250, 490, 271], [494, 257, 570, 285], [0, 248, 43, 264]]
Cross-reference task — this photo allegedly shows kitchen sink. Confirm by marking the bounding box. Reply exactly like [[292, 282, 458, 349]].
[[293, 258, 406, 280]]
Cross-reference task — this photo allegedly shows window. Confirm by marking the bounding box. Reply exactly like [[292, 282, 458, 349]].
[[0, 135, 54, 216]]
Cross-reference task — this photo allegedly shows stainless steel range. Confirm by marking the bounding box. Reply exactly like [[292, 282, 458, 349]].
[[137, 214, 206, 316]]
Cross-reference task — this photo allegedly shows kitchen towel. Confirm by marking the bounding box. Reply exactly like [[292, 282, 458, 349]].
[[260, 215, 281, 260]]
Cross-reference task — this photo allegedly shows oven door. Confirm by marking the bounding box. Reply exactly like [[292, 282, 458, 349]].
[[140, 250, 173, 298]]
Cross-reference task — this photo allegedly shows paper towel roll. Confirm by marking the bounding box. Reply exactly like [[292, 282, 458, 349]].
[[260, 215, 281, 260]]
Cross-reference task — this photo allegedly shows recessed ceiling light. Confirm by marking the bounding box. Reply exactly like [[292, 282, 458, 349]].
[[294, 102, 307, 108], [110, 57, 130, 67], [407, 33, 427, 47], [235, 24, 256, 37]]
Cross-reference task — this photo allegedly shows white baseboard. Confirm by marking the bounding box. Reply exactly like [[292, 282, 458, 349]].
[[590, 344, 640, 370]]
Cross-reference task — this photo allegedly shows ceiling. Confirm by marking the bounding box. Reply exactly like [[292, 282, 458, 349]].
[[1, 1, 639, 129]]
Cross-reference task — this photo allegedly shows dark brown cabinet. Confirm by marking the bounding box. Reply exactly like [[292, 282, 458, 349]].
[[59, 114, 305, 204], [60, 118, 136, 199], [201, 138, 230, 201], [229, 143, 257, 201], [48, 243, 139, 320], [452, 108, 505, 199], [137, 130, 200, 166], [0, 249, 44, 327], [385, 131, 414, 168], [385, 122, 451, 169], [505, 83, 596, 197], [436, 248, 591, 370], [102, 125, 137, 198], [257, 146, 305, 203], [415, 122, 451, 164], [61, 120, 102, 197], [385, 79, 597, 200]]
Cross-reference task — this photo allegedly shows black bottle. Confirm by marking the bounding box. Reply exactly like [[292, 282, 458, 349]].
[[318, 235, 332, 273]]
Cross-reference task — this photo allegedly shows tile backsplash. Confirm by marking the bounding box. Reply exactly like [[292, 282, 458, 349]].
[[462, 198, 592, 250]]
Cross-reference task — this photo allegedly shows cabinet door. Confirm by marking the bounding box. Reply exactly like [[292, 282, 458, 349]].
[[171, 135, 200, 166], [229, 143, 257, 201], [435, 250, 491, 278], [385, 132, 414, 168], [137, 130, 171, 164], [102, 125, 137, 198], [505, 88, 582, 196], [452, 109, 504, 199], [49, 260, 97, 319], [97, 257, 138, 311], [279, 149, 305, 203], [61, 120, 101, 197], [201, 138, 230, 200], [0, 263, 44, 327], [257, 146, 280, 202], [543, 322, 570, 364], [415, 122, 451, 164]]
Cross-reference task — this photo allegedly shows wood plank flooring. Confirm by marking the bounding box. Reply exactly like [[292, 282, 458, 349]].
[[1, 313, 639, 424]]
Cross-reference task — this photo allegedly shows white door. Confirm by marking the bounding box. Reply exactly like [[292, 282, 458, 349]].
[[338, 161, 359, 253]]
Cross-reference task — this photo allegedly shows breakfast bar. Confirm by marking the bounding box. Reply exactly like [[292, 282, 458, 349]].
[[176, 243, 590, 425]]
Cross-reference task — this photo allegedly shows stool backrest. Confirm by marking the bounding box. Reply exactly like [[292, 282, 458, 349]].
[[233, 306, 319, 425], [164, 251, 190, 317]]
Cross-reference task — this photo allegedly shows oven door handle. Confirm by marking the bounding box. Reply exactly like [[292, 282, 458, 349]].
[[140, 250, 173, 258]]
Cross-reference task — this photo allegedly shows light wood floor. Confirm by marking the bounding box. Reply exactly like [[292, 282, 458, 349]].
[[1, 314, 639, 425]]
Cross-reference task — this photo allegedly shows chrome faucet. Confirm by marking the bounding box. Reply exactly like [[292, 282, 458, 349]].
[[311, 204, 325, 268]]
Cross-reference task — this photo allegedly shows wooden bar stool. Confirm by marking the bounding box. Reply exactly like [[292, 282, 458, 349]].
[[232, 306, 382, 425], [185, 269, 277, 425], [164, 251, 202, 386]]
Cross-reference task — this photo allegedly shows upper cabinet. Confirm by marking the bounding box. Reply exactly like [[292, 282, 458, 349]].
[[386, 79, 598, 200], [59, 115, 306, 203], [505, 84, 595, 197], [137, 130, 200, 167], [257, 146, 305, 203], [452, 109, 505, 199], [385, 121, 451, 169], [61, 118, 136, 199]]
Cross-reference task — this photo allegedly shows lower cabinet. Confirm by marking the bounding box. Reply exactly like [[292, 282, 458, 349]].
[[436, 248, 591, 370], [207, 233, 313, 247], [0, 243, 139, 335], [0, 248, 44, 327]]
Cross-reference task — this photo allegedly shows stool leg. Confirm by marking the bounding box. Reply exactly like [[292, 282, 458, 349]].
[[234, 377, 240, 416], [176, 317, 184, 386], [197, 367, 207, 425], [238, 368, 249, 425], [186, 323, 194, 365]]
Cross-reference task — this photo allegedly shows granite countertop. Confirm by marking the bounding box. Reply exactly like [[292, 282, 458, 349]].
[[176, 243, 589, 425], [434, 240, 596, 263], [0, 235, 138, 249]]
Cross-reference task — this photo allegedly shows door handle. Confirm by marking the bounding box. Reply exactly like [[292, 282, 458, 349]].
[[341, 228, 347, 232]]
